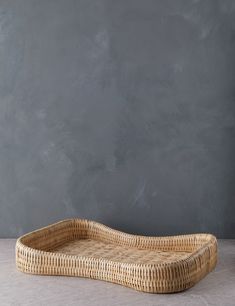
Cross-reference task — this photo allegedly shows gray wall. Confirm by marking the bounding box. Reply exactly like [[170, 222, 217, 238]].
[[0, 0, 235, 238]]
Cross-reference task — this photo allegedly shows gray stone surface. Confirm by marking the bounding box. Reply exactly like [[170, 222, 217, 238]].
[[0, 239, 235, 306], [0, 1, 235, 238]]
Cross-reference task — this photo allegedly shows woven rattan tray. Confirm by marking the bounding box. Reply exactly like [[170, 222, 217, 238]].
[[16, 219, 217, 293]]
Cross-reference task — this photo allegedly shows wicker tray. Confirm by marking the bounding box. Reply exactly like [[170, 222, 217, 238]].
[[16, 219, 217, 293]]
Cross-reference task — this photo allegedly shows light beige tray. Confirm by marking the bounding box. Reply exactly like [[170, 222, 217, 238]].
[[15, 219, 217, 293]]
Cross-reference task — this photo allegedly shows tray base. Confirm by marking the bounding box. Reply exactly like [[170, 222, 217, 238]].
[[52, 238, 190, 264]]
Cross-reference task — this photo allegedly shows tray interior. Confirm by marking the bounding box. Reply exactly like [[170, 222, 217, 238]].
[[20, 219, 213, 266], [51, 238, 190, 264]]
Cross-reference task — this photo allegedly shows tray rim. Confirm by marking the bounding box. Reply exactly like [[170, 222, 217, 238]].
[[16, 218, 217, 269]]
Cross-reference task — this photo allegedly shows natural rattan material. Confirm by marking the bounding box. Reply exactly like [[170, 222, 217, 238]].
[[15, 219, 217, 293]]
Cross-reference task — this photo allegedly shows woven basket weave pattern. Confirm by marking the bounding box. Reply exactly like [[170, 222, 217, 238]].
[[15, 219, 217, 293]]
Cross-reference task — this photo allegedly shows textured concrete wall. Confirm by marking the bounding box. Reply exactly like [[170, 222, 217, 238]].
[[0, 0, 235, 238]]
